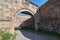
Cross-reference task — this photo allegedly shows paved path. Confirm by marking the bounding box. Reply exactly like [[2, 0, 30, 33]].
[[15, 30, 59, 40]]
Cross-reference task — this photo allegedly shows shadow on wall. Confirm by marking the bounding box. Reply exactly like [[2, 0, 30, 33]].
[[19, 17, 35, 28]]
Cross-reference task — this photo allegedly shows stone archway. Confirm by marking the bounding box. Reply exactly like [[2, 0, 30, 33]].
[[14, 8, 38, 30], [16, 11, 35, 28], [0, 0, 40, 34]]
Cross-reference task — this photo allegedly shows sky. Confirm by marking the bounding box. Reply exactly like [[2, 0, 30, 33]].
[[19, 0, 48, 16], [30, 0, 48, 6], [18, 13, 31, 17]]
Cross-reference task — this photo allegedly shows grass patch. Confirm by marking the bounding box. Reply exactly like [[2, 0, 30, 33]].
[[37, 29, 60, 36], [12, 33, 17, 40], [15, 26, 60, 37], [0, 31, 16, 40], [0, 32, 12, 40], [20, 27, 35, 32]]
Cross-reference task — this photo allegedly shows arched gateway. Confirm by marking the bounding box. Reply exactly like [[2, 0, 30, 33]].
[[0, 0, 40, 34]]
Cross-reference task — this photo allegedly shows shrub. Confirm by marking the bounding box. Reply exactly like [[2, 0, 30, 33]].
[[0, 31, 16, 40]]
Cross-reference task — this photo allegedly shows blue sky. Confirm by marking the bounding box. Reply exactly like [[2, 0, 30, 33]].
[[18, 13, 31, 17], [30, 0, 48, 6], [19, 0, 48, 16]]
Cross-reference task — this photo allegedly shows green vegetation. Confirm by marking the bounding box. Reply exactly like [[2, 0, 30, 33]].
[[0, 32, 12, 40], [12, 33, 17, 40], [15, 26, 60, 37], [21, 26, 35, 32], [37, 29, 60, 36], [0, 31, 16, 40]]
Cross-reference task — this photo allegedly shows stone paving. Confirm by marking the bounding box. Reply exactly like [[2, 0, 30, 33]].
[[15, 30, 59, 40]]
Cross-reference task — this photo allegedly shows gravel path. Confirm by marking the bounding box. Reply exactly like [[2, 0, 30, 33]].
[[15, 30, 59, 40]]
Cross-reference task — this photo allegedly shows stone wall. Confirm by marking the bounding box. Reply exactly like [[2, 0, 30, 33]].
[[0, 0, 39, 34], [38, 0, 60, 33], [16, 16, 34, 28]]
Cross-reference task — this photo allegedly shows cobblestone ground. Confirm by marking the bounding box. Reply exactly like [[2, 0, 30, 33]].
[[15, 30, 59, 40]]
